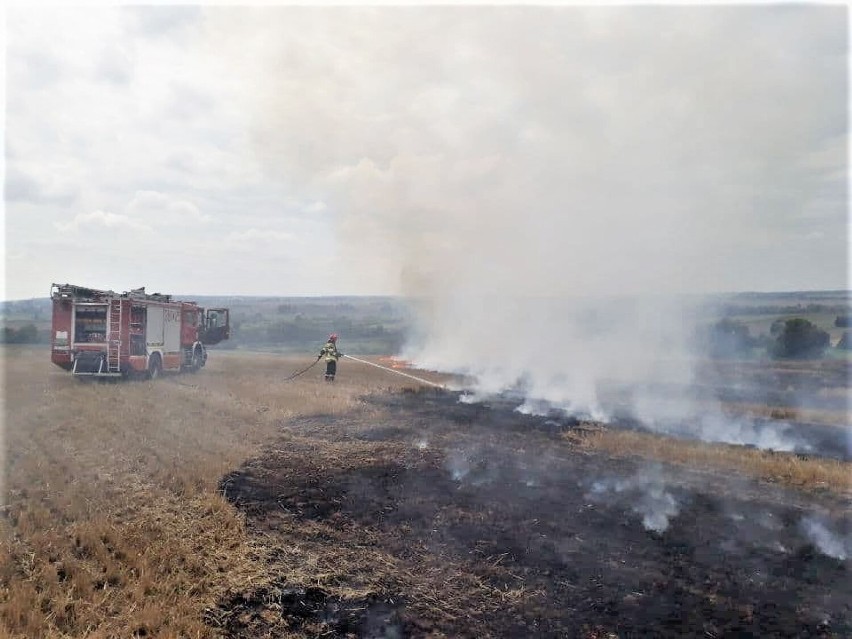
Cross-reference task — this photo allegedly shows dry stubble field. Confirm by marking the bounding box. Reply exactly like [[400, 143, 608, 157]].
[[1, 346, 850, 638], [1, 346, 443, 638]]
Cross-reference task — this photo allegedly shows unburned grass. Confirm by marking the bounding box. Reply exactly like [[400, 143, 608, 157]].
[[570, 426, 852, 493], [0, 346, 440, 638], [717, 400, 850, 427]]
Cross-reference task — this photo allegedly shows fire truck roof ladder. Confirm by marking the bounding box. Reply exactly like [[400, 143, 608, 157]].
[[108, 298, 122, 373], [126, 287, 172, 302], [51, 283, 173, 303], [51, 283, 116, 302]]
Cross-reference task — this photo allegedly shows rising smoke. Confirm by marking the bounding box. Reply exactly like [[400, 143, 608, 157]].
[[586, 464, 681, 533], [216, 7, 846, 445], [801, 516, 851, 561]]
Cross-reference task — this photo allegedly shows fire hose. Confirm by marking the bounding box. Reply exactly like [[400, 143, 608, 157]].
[[342, 354, 446, 389], [283, 357, 320, 381]]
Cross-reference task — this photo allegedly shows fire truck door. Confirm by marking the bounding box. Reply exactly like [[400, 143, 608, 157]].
[[146, 306, 165, 349], [163, 308, 181, 352], [201, 308, 230, 345]]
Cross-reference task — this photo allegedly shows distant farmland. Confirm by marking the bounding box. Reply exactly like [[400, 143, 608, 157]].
[[3, 290, 850, 353]]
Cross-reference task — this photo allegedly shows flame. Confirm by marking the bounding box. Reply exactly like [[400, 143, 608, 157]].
[[377, 356, 410, 370]]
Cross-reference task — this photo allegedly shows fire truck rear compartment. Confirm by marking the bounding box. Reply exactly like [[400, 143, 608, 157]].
[[74, 305, 107, 343]]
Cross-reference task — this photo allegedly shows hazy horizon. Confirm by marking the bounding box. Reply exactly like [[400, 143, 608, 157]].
[[3, 287, 851, 305]]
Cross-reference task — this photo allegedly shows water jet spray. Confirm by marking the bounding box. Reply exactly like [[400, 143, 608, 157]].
[[342, 354, 446, 388]]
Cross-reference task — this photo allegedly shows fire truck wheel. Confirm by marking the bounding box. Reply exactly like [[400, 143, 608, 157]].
[[189, 347, 202, 373], [148, 353, 162, 380]]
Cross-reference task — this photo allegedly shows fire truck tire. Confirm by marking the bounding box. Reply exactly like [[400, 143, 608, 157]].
[[189, 346, 202, 373], [148, 353, 162, 380]]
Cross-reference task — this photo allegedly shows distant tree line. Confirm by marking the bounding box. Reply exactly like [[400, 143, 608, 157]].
[[698, 318, 837, 359], [770, 319, 831, 359], [696, 318, 758, 358], [834, 315, 851, 328], [1, 324, 41, 344], [225, 316, 406, 354], [719, 303, 850, 316], [0, 299, 50, 320]]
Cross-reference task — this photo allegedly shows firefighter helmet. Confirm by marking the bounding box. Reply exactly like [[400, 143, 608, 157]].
[[329, 333, 338, 342]]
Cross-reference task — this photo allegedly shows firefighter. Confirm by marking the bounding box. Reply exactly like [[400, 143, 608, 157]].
[[317, 333, 343, 381]]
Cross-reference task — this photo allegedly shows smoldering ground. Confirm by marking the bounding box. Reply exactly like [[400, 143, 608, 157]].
[[447, 343, 850, 460], [214, 388, 851, 638]]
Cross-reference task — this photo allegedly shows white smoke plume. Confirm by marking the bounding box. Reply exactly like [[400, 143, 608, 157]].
[[413, 295, 698, 422], [587, 464, 680, 533], [632, 403, 813, 453], [445, 446, 500, 486], [211, 7, 845, 438], [446, 450, 472, 482], [801, 517, 851, 561]]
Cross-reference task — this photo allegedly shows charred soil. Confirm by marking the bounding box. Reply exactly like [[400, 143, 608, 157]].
[[214, 388, 851, 638]]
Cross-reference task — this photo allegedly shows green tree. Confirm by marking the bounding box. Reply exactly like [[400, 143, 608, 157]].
[[17, 324, 38, 343], [769, 318, 787, 336], [771, 319, 830, 359], [1, 324, 38, 343], [703, 318, 754, 358]]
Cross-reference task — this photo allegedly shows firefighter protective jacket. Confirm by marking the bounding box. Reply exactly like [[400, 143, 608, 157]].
[[319, 341, 341, 362]]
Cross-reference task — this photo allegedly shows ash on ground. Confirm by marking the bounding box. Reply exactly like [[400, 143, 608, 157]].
[[213, 387, 850, 638]]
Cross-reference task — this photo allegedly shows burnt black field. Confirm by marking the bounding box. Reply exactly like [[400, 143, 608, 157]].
[[212, 388, 851, 638]]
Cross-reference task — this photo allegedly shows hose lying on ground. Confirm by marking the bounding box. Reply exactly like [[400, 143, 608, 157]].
[[283, 357, 320, 381], [342, 354, 446, 389]]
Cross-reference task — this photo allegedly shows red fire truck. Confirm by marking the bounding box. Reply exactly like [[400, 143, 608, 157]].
[[50, 283, 229, 378]]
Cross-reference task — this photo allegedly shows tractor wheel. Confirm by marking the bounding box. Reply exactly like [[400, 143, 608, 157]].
[[148, 353, 162, 380]]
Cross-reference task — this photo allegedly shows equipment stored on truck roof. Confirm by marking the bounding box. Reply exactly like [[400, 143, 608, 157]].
[[50, 283, 229, 378]]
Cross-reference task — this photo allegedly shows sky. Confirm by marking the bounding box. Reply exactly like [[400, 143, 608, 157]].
[[3, 3, 849, 301]]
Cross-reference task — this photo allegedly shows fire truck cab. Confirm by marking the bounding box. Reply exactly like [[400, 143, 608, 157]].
[[50, 283, 229, 378]]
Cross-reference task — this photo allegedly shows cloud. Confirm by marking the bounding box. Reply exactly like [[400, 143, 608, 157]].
[[127, 6, 202, 38], [304, 201, 327, 214], [227, 228, 295, 244], [125, 190, 210, 225], [166, 83, 215, 121], [164, 151, 198, 174], [54, 210, 153, 233], [10, 50, 62, 89], [96, 43, 135, 84], [5, 167, 79, 206]]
